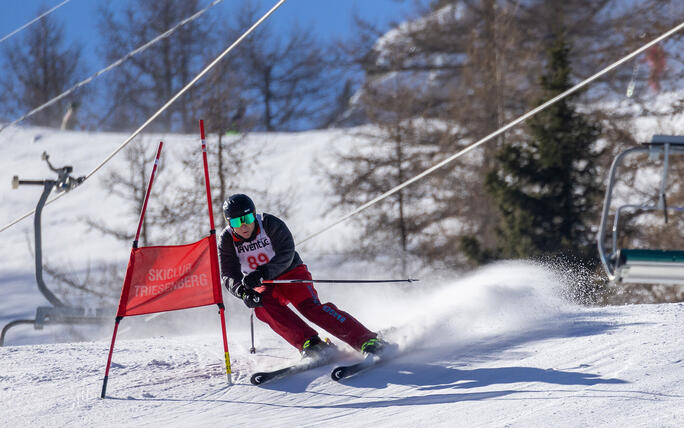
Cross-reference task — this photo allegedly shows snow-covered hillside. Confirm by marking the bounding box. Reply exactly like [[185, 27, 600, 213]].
[[1, 125, 683, 426]]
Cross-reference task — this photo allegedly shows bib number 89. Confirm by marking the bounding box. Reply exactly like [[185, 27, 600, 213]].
[[248, 253, 270, 270]]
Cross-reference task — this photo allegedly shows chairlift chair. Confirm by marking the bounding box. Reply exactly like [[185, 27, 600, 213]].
[[597, 135, 684, 285], [1, 152, 109, 346]]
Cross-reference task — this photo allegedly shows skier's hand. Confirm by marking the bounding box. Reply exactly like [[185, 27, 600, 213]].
[[243, 269, 264, 289], [227, 279, 262, 308], [241, 288, 263, 308]]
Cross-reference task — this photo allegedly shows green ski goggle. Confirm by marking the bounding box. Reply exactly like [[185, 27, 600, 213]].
[[228, 212, 256, 228]]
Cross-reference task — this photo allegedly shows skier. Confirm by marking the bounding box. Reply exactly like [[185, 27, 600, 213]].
[[218, 193, 388, 359]]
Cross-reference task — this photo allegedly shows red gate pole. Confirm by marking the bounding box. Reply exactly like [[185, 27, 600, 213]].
[[101, 141, 164, 398], [199, 120, 233, 385], [133, 142, 164, 247], [199, 120, 215, 231], [218, 304, 232, 385], [100, 316, 122, 398]]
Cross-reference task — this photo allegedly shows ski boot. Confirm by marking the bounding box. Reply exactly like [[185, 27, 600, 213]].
[[360, 337, 396, 358], [301, 336, 336, 360]]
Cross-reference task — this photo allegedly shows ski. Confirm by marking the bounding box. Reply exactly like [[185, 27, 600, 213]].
[[331, 353, 384, 381], [250, 354, 337, 385], [331, 340, 400, 381]]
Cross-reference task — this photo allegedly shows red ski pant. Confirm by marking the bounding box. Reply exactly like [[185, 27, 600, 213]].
[[254, 264, 376, 351]]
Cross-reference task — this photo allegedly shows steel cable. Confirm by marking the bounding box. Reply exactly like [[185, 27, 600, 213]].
[[0, 0, 288, 234]]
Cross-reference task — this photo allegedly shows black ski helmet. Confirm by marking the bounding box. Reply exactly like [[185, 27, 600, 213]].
[[223, 194, 256, 220]]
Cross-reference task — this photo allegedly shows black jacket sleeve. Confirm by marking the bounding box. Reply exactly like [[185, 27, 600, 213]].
[[218, 228, 244, 283], [259, 213, 302, 280]]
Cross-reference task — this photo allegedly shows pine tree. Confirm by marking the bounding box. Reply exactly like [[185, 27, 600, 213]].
[[483, 33, 603, 262]]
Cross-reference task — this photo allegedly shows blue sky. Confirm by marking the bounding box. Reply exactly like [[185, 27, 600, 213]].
[[0, 0, 424, 70]]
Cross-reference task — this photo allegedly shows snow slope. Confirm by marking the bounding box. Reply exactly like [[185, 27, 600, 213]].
[[2, 262, 683, 427], [1, 125, 683, 426]]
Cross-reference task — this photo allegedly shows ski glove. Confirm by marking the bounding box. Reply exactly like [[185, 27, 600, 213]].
[[225, 278, 263, 308], [243, 268, 265, 289], [241, 288, 263, 308]]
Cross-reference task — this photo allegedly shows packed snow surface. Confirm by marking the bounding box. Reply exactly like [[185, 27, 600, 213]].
[[1, 262, 683, 427]]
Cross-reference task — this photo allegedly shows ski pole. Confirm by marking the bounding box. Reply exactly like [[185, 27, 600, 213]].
[[249, 311, 256, 354], [261, 278, 419, 284]]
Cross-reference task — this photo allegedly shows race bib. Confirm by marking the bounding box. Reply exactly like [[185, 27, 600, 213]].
[[232, 214, 276, 275]]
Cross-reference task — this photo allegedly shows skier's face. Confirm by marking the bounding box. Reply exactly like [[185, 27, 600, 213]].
[[234, 221, 255, 239]]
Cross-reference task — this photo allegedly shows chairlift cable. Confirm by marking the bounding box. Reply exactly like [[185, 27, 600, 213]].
[[298, 21, 684, 246], [0, 0, 226, 133], [0, 0, 288, 234], [0, 15, 680, 238], [0, 0, 72, 45]]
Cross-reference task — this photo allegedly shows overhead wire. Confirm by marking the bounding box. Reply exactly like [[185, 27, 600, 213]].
[[1, 14, 680, 242], [298, 21, 684, 245], [0, 0, 72, 45], [0, 0, 288, 234], [0, 0, 226, 133]]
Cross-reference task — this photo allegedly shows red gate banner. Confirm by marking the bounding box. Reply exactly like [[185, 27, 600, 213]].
[[102, 124, 233, 400], [116, 234, 222, 317]]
